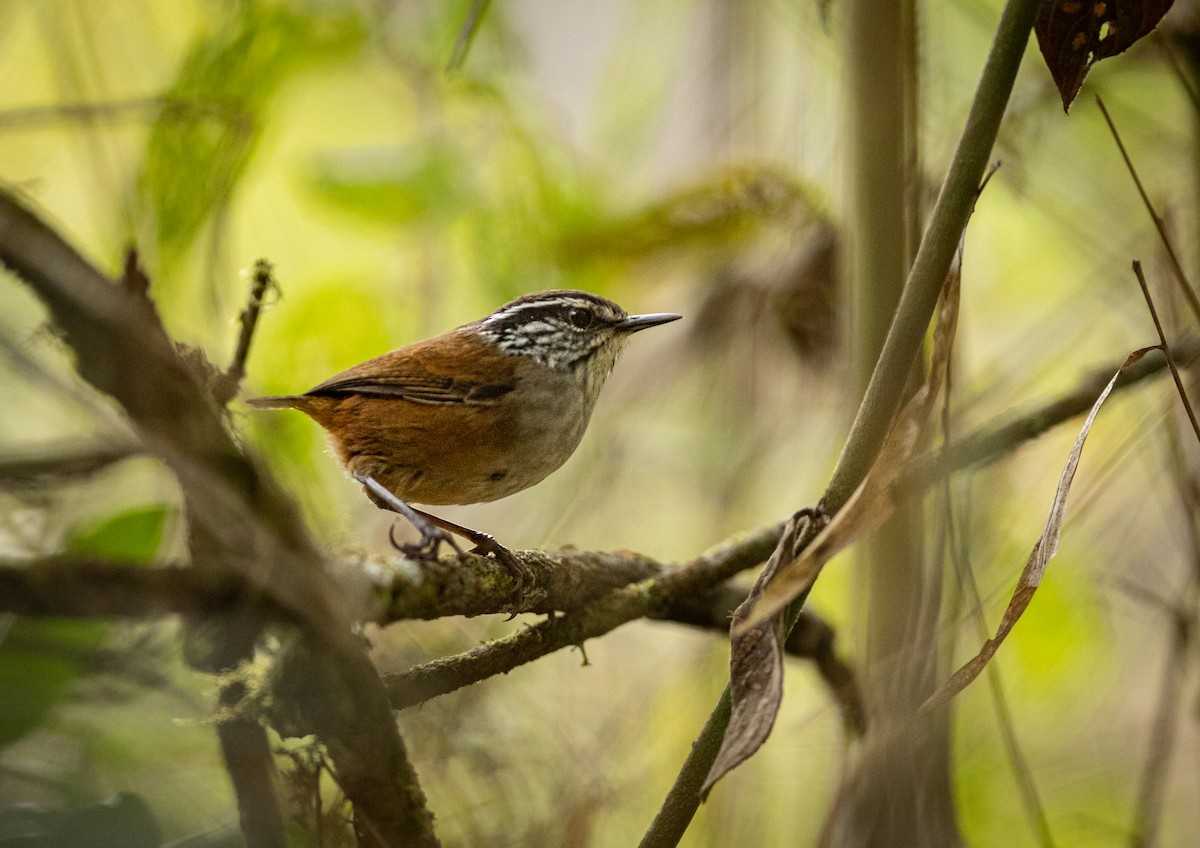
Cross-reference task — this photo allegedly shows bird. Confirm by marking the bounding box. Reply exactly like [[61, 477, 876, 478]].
[[245, 289, 681, 590]]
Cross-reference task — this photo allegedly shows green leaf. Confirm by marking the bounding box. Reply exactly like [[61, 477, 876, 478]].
[[139, 3, 366, 268], [0, 791, 162, 848], [65, 504, 170, 563], [0, 506, 169, 748], [309, 144, 474, 227], [0, 619, 108, 749]]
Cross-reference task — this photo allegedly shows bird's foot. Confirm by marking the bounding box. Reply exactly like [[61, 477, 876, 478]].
[[355, 472, 465, 559], [388, 521, 463, 559], [468, 535, 532, 611]]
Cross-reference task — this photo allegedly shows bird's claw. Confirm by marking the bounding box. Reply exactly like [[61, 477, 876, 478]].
[[467, 538, 532, 615], [383, 504, 529, 618], [388, 521, 463, 559]]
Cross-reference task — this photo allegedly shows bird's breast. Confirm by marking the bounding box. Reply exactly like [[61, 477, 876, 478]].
[[330, 362, 599, 506]]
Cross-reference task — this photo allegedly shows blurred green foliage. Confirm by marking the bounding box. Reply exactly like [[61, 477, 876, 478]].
[[0, 0, 1198, 845], [140, 2, 367, 271], [0, 619, 108, 750], [0, 506, 166, 749]]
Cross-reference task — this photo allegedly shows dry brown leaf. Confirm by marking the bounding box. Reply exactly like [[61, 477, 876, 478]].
[[919, 346, 1156, 715], [1035, 0, 1175, 111], [700, 512, 813, 797]]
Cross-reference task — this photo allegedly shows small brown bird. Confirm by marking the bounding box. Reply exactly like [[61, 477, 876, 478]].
[[246, 289, 680, 585]]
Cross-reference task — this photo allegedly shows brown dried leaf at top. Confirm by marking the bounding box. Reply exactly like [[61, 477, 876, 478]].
[[1036, 0, 1176, 111]]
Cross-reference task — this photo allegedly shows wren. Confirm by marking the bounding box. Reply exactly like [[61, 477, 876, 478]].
[[246, 289, 681, 589]]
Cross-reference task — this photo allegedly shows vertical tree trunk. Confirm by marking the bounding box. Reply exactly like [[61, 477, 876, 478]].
[[823, 0, 961, 845]]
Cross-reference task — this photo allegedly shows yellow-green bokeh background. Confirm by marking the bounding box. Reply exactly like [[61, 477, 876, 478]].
[[2, 1, 1198, 845]]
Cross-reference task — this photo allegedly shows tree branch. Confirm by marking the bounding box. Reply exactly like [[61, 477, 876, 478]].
[[382, 526, 781, 708], [0, 439, 140, 485], [905, 338, 1200, 489], [218, 680, 289, 848], [0, 188, 342, 632], [0, 558, 284, 621], [269, 632, 438, 848], [0, 189, 439, 848], [371, 533, 777, 621], [0, 549, 864, 731]]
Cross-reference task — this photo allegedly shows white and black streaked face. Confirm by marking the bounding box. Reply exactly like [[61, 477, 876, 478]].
[[476, 291, 634, 373]]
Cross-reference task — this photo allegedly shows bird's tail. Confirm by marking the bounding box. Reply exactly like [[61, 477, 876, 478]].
[[243, 394, 307, 410]]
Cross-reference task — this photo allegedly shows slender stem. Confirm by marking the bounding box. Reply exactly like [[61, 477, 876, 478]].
[[834, 0, 952, 837], [1097, 96, 1200, 327], [640, 0, 1042, 842], [446, 0, 492, 71], [824, 0, 1040, 512], [218, 258, 276, 404], [637, 689, 732, 848], [1132, 261, 1200, 445], [907, 339, 1200, 487]]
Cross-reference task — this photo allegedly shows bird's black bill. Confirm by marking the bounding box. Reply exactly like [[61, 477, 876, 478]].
[[615, 312, 682, 333]]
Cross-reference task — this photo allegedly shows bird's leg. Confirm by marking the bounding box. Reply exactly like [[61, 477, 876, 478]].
[[407, 507, 499, 551], [409, 506, 533, 597], [353, 473, 530, 598], [353, 473, 463, 558]]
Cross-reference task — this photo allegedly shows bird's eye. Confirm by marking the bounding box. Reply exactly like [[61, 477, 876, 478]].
[[567, 307, 594, 329]]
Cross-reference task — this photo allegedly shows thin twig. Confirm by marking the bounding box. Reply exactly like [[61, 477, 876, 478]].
[[216, 258, 277, 406], [1156, 34, 1200, 117], [905, 336, 1200, 489], [0, 440, 139, 485], [1132, 260, 1200, 445], [1097, 96, 1200, 326], [446, 0, 492, 72], [1128, 411, 1199, 848]]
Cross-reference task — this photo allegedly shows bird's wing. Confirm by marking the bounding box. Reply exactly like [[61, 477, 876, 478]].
[[304, 332, 515, 406]]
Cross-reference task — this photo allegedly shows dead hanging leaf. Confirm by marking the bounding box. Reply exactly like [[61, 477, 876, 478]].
[[1035, 0, 1176, 112], [733, 257, 962, 637], [700, 511, 816, 798], [701, 254, 963, 798], [919, 346, 1156, 716]]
